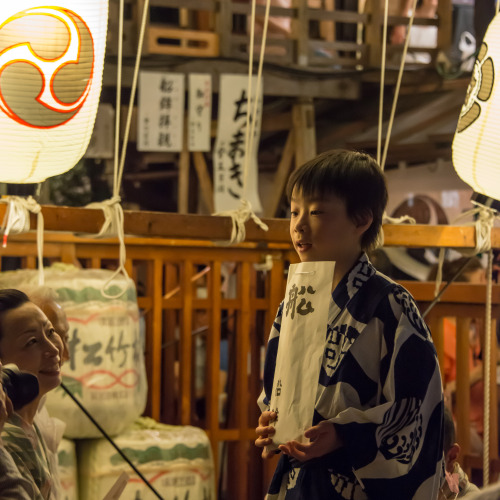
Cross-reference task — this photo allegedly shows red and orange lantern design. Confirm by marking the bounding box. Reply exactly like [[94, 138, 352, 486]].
[[0, 1, 108, 182]]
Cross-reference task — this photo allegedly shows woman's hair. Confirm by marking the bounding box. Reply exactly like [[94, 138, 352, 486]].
[[286, 149, 388, 251], [0, 289, 30, 342]]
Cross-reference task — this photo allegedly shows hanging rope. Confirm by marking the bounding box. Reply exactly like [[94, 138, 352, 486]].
[[215, 199, 269, 245], [82, 0, 150, 298], [376, 0, 390, 165], [0, 196, 45, 285], [375, 3, 419, 248], [380, 0, 419, 172], [213, 0, 269, 245], [483, 249, 494, 485]]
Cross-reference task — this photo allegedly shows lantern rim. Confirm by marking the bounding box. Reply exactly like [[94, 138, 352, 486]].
[[471, 191, 500, 214]]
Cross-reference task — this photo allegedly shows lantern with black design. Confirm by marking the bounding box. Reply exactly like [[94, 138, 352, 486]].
[[452, 13, 500, 212], [0, 1, 109, 183]]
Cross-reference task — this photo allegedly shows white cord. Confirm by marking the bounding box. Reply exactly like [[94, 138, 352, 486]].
[[213, 0, 270, 245], [215, 199, 269, 246], [84, 197, 128, 299], [377, 0, 390, 166], [483, 249, 493, 485], [0, 196, 45, 285], [81, 0, 150, 298], [380, 0, 419, 171], [377, 213, 416, 248]]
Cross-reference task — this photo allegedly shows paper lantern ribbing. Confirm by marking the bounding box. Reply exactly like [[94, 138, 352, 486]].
[[0, 1, 108, 183], [452, 13, 500, 203]]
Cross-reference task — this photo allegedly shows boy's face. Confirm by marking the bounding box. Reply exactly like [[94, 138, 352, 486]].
[[290, 188, 366, 264]]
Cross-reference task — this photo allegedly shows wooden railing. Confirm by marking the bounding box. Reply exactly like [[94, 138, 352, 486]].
[[112, 0, 452, 70], [0, 232, 291, 499], [407, 281, 500, 482], [1, 225, 499, 497]]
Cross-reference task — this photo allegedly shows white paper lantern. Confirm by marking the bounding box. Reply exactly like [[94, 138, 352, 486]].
[[452, 13, 500, 203], [0, 1, 108, 183]]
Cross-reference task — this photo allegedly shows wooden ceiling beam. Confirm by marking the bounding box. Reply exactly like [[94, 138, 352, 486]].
[[1, 205, 499, 249]]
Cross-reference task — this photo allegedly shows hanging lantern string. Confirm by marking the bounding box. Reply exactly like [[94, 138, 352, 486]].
[[84, 0, 151, 298], [376, 0, 390, 166], [483, 248, 494, 486], [380, 0, 418, 172], [0, 196, 44, 286], [212, 0, 269, 245], [375, 2, 418, 249], [81, 0, 128, 299]]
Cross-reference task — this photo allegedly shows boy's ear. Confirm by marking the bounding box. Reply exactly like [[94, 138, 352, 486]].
[[354, 210, 373, 233]]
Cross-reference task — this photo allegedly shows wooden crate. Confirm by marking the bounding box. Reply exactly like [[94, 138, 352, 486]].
[[139, 0, 219, 57]]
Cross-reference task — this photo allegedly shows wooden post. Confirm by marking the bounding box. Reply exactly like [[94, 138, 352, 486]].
[[320, 0, 336, 43], [293, 0, 309, 66], [365, 0, 382, 67], [488, 318, 499, 466], [207, 260, 222, 484], [436, 0, 452, 56], [456, 317, 471, 474], [193, 151, 215, 214], [293, 98, 316, 168], [180, 260, 194, 424], [217, 0, 232, 57], [428, 315, 445, 383], [178, 117, 190, 214], [264, 130, 295, 217]]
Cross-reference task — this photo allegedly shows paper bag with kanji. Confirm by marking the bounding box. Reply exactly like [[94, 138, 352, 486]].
[[268, 260, 334, 449]]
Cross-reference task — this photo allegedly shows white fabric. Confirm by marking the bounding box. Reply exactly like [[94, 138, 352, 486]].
[[0, 196, 45, 285]]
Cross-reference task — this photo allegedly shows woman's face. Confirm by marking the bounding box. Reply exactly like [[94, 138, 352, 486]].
[[0, 302, 61, 397]]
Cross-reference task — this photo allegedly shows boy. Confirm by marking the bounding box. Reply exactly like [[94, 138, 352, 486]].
[[255, 150, 444, 499]]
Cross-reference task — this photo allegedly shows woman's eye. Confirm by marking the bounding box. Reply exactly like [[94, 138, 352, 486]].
[[26, 339, 37, 347], [48, 328, 56, 336]]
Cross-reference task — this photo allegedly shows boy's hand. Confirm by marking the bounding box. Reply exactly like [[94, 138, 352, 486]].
[[279, 421, 341, 461], [255, 411, 279, 459]]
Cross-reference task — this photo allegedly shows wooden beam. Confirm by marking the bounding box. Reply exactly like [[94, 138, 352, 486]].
[[2, 205, 500, 248], [264, 130, 295, 217], [293, 98, 316, 168], [192, 152, 215, 213], [103, 60, 361, 100]]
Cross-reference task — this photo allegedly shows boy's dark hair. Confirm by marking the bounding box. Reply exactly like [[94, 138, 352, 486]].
[[0, 289, 30, 342], [443, 406, 456, 453], [286, 150, 388, 251]]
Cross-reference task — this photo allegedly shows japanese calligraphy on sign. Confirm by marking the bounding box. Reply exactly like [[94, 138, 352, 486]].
[[188, 74, 212, 152], [138, 72, 185, 152], [213, 74, 263, 212], [285, 284, 316, 320], [268, 261, 335, 450]]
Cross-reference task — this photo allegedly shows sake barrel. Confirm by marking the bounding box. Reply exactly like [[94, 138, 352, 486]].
[[78, 419, 215, 500], [58, 438, 79, 500], [0, 266, 148, 438]]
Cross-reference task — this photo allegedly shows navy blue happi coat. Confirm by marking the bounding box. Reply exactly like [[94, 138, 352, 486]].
[[259, 253, 444, 500]]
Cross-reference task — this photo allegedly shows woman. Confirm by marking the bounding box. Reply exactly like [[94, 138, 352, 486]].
[[0, 289, 62, 500]]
